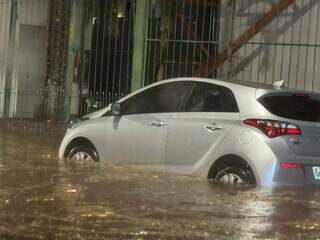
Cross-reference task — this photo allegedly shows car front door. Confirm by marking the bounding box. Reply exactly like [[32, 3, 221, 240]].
[[165, 82, 240, 172], [103, 81, 192, 164]]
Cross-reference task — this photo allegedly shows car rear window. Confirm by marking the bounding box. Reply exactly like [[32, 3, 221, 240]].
[[258, 93, 320, 122]]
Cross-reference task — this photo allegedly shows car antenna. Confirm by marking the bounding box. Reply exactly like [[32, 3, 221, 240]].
[[273, 80, 286, 90]]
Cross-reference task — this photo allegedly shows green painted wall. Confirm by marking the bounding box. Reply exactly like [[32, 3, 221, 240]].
[[4, 0, 17, 117], [131, 0, 149, 92], [64, 0, 85, 121]]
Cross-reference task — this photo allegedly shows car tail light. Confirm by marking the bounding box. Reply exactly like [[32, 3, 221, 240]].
[[280, 162, 302, 169], [243, 119, 302, 138]]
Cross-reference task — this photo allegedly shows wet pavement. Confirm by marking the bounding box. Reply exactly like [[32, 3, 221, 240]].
[[0, 120, 320, 240]]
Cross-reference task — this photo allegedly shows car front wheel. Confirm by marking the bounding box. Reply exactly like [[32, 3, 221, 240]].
[[67, 145, 99, 162]]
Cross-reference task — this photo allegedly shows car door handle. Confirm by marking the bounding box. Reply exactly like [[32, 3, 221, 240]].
[[149, 121, 166, 127], [204, 123, 222, 132]]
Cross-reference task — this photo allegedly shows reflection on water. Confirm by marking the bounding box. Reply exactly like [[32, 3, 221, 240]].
[[0, 120, 320, 239]]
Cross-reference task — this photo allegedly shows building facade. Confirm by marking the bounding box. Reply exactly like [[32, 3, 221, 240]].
[[0, 0, 319, 121]]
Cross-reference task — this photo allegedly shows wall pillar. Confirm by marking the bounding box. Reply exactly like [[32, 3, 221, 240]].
[[131, 0, 149, 92], [64, 0, 85, 121], [4, 0, 17, 117], [217, 0, 236, 80]]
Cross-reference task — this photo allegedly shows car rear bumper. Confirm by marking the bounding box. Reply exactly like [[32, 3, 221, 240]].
[[273, 162, 320, 185], [262, 138, 320, 185]]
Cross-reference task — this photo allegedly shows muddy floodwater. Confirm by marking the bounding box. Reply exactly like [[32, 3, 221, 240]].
[[0, 120, 320, 240]]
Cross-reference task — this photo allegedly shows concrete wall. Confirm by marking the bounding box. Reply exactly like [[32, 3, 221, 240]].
[[15, 24, 47, 118], [19, 0, 49, 26]]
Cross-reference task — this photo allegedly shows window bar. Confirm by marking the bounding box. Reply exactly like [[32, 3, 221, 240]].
[[170, 0, 179, 79], [118, 0, 127, 97], [303, 0, 313, 91], [279, 3, 289, 82], [191, 0, 200, 77], [105, 0, 112, 105], [287, 0, 296, 89], [111, 3, 119, 102], [152, 5, 159, 83], [256, 1, 265, 84], [205, 0, 213, 78], [93, 0, 101, 103], [294, 0, 304, 89], [125, 0, 133, 94], [183, 0, 193, 77], [311, 1, 320, 91], [270, 3, 281, 84], [99, 0, 107, 107], [163, 1, 172, 80]]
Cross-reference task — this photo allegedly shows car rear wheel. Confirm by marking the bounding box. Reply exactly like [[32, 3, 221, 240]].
[[209, 163, 256, 186], [67, 145, 99, 162]]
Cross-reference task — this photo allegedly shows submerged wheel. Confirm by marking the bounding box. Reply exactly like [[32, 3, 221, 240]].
[[67, 145, 99, 162], [209, 159, 256, 186]]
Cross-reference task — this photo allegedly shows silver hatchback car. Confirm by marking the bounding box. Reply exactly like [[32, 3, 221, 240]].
[[59, 78, 320, 186]]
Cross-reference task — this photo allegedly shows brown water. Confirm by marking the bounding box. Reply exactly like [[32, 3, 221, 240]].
[[0, 120, 320, 240]]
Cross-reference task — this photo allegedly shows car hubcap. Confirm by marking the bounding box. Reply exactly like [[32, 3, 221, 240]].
[[71, 151, 93, 162], [217, 172, 244, 184]]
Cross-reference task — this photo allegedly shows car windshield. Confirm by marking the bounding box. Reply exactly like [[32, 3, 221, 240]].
[[258, 93, 320, 122]]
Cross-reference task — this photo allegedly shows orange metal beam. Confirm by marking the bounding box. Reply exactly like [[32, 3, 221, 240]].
[[195, 0, 296, 77]]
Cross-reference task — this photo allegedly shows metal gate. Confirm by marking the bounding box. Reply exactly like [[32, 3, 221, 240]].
[[223, 0, 320, 92], [145, 0, 221, 85], [78, 0, 134, 116], [143, 0, 320, 92]]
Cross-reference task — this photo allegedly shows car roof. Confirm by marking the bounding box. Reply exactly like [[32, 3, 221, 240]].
[[116, 77, 320, 118], [155, 77, 274, 90], [119, 77, 273, 103]]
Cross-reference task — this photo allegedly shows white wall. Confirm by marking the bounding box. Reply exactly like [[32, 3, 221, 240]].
[[19, 0, 49, 26], [0, 1, 11, 116], [0, 0, 49, 117]]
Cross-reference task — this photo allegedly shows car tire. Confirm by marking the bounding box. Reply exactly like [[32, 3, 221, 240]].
[[209, 164, 256, 186], [67, 145, 99, 162]]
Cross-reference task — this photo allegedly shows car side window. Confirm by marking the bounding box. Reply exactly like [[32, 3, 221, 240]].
[[121, 81, 192, 115], [183, 82, 239, 113]]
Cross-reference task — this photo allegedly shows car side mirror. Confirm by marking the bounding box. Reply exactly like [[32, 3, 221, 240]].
[[111, 102, 121, 116]]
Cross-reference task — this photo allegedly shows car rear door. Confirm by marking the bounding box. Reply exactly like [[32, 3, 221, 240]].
[[165, 82, 240, 172], [103, 81, 193, 164]]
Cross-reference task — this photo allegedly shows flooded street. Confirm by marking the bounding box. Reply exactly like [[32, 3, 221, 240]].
[[0, 121, 320, 239]]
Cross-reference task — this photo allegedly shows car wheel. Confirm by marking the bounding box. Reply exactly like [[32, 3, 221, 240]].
[[210, 165, 256, 186], [67, 145, 99, 162]]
